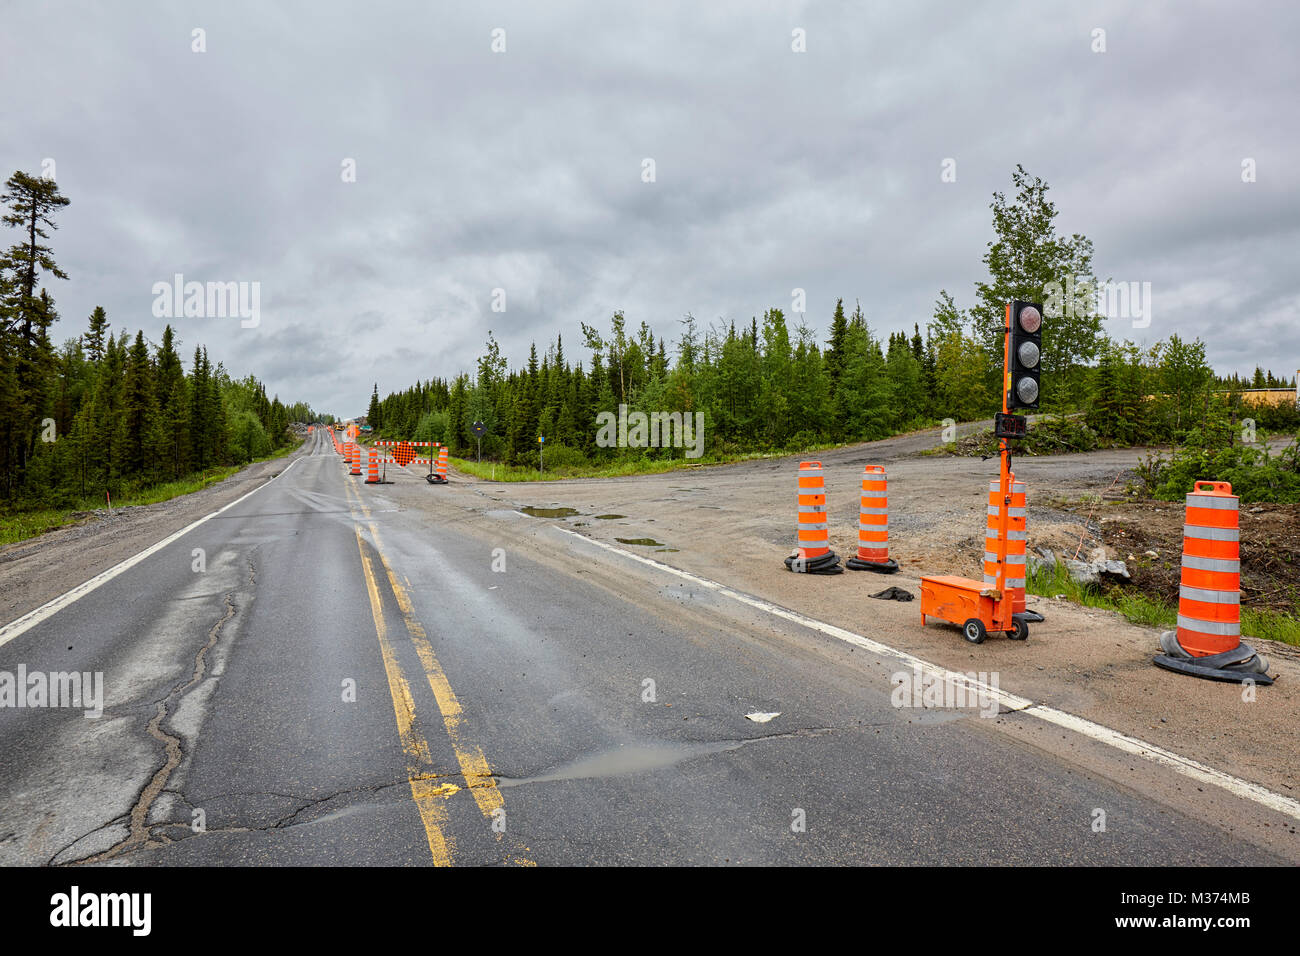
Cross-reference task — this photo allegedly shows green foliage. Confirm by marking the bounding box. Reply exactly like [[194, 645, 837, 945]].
[[0, 169, 315, 515], [1138, 435, 1300, 504], [972, 165, 1104, 409], [412, 409, 448, 444], [228, 410, 272, 462]]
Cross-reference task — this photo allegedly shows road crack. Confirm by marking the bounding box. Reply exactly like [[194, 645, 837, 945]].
[[61, 558, 252, 865]]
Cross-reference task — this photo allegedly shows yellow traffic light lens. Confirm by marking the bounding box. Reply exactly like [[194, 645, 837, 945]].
[[1018, 306, 1042, 333], [1016, 376, 1039, 404], [1018, 341, 1040, 368]]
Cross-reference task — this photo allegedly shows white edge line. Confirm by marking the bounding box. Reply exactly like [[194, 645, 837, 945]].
[[1024, 705, 1300, 820], [0, 457, 302, 651], [556, 527, 1300, 823]]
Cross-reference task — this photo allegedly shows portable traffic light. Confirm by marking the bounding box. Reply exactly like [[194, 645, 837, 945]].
[[1008, 300, 1042, 410]]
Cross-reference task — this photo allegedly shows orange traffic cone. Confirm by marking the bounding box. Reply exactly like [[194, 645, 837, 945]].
[[365, 448, 380, 484], [846, 465, 898, 573], [784, 461, 841, 574], [1154, 481, 1271, 684], [349, 444, 362, 476]]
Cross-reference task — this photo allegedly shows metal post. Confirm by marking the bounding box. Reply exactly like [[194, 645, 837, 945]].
[[995, 303, 1013, 632]]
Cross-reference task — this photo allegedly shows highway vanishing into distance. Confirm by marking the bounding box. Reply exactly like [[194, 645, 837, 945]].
[[0, 427, 1292, 866]]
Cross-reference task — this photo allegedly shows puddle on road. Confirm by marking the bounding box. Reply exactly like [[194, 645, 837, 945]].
[[595, 514, 625, 520], [616, 537, 664, 547], [497, 731, 832, 788], [656, 548, 679, 552], [496, 741, 741, 788], [520, 506, 580, 518]]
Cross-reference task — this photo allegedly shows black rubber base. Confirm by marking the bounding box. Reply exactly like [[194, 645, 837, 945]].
[[1153, 631, 1274, 685], [425, 475, 448, 484], [1020, 609, 1045, 623], [364, 479, 393, 485], [845, 556, 898, 574], [784, 551, 843, 574]]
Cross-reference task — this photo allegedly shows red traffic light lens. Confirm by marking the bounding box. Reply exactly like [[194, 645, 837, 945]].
[[1018, 305, 1041, 333]]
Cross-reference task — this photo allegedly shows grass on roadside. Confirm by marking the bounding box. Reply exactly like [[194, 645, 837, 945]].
[[1025, 560, 1300, 647], [0, 440, 302, 547], [447, 446, 841, 482]]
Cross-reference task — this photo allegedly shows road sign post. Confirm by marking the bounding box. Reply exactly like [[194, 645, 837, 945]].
[[538, 435, 545, 474], [472, 420, 486, 463]]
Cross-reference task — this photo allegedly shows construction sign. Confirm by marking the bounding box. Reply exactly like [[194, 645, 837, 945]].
[[392, 441, 416, 467]]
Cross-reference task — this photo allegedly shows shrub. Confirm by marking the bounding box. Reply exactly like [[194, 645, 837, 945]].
[[1138, 433, 1300, 503]]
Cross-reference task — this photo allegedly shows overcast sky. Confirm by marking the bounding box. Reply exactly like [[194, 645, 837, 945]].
[[2, 0, 1297, 416]]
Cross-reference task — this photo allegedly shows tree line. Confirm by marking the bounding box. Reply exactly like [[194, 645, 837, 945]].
[[0, 171, 314, 511], [368, 166, 1297, 468]]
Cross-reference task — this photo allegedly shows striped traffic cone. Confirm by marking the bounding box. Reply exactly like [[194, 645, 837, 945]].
[[784, 461, 842, 574], [846, 465, 898, 572], [427, 446, 449, 484], [365, 448, 380, 484], [982, 476, 1043, 621], [1154, 481, 1271, 685], [349, 444, 362, 476]]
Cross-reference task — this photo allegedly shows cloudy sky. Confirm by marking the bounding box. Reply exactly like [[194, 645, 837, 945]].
[[2, 0, 1297, 416]]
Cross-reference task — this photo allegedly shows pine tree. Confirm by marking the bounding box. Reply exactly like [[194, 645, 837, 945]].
[[824, 298, 848, 387], [85, 306, 109, 362]]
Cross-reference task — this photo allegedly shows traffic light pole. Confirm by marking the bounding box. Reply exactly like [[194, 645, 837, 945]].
[[995, 303, 1014, 633]]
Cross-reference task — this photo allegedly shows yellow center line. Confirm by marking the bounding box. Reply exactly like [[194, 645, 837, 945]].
[[348, 488, 454, 866], [375, 543, 505, 820], [344, 473, 531, 863]]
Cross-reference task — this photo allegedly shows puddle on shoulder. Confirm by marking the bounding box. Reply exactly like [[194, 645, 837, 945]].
[[520, 506, 581, 518]]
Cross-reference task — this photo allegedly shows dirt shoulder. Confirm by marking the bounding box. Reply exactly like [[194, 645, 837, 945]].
[[408, 430, 1300, 806], [0, 447, 310, 627]]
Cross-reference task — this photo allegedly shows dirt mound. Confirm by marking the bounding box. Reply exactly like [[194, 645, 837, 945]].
[[1094, 501, 1300, 614]]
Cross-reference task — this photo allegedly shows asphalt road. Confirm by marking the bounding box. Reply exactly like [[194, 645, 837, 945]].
[[0, 428, 1288, 865]]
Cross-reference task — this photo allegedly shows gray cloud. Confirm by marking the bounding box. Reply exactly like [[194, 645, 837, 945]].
[[2, 0, 1296, 416]]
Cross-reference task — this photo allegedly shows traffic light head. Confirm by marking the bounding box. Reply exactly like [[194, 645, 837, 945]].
[[1008, 300, 1042, 410]]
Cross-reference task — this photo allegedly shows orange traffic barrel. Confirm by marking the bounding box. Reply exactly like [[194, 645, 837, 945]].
[[784, 461, 841, 574], [846, 465, 898, 573], [984, 478, 1026, 610], [349, 444, 362, 476], [1154, 481, 1271, 684], [427, 446, 449, 484], [365, 448, 380, 484]]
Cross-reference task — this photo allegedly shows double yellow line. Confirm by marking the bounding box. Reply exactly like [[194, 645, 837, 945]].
[[344, 478, 529, 865]]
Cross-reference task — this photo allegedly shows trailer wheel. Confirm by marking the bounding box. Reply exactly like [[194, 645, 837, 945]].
[[1009, 619, 1029, 641], [962, 618, 987, 644]]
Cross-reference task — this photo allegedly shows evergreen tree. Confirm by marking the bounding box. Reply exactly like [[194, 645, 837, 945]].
[[85, 306, 109, 362]]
